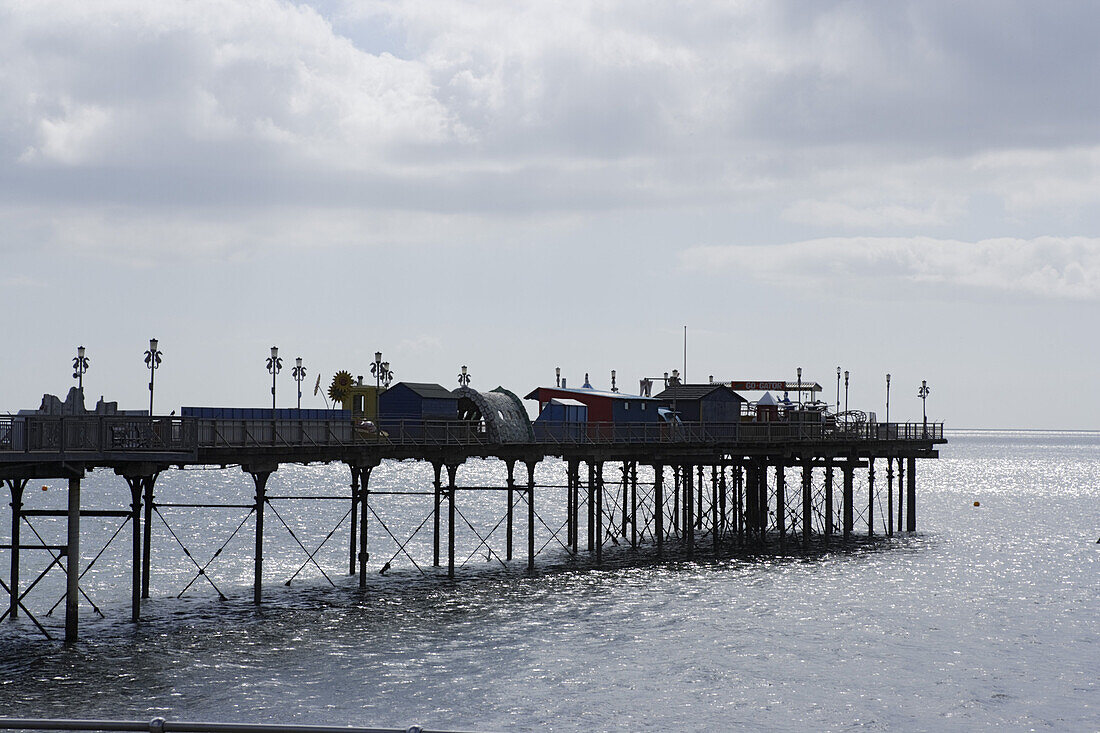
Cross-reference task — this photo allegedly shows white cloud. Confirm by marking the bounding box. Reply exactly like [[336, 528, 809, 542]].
[[681, 236, 1100, 300], [3, 0, 1100, 263], [0, 204, 501, 264]]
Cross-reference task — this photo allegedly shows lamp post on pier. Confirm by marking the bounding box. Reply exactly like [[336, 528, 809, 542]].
[[292, 357, 306, 410], [72, 346, 89, 392], [266, 346, 282, 412], [836, 366, 841, 415], [611, 370, 618, 393], [885, 373, 891, 425], [555, 367, 561, 387], [371, 352, 393, 390], [919, 380, 930, 437], [458, 365, 471, 387], [144, 338, 162, 415], [797, 367, 802, 409], [844, 370, 850, 415]]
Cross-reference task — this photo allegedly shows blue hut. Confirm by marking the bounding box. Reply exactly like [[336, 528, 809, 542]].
[[653, 383, 745, 438], [377, 382, 459, 439], [533, 397, 589, 441]]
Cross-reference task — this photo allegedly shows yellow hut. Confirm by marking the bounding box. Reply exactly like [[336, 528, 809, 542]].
[[328, 371, 383, 420]]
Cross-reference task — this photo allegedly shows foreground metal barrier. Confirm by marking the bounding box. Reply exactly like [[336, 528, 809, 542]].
[[0, 718, 472, 733]]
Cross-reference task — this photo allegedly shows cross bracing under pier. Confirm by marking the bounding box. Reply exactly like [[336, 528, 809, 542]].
[[0, 415, 943, 642]]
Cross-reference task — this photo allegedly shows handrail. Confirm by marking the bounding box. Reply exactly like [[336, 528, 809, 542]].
[[0, 717, 467, 733], [0, 414, 945, 454]]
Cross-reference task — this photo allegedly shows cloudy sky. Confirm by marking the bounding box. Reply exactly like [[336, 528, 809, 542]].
[[3, 0, 1098, 429]]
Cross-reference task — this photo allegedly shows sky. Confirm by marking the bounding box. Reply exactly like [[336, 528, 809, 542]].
[[2, 0, 1099, 429]]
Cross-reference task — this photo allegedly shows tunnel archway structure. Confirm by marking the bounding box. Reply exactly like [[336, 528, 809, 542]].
[[454, 386, 535, 443]]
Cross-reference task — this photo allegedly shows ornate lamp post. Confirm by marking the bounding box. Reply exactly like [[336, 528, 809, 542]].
[[144, 338, 162, 415], [458, 365, 471, 388], [836, 366, 841, 414], [555, 367, 561, 387], [844, 370, 850, 414], [919, 379, 930, 437], [266, 346, 282, 412], [797, 367, 802, 409], [371, 352, 392, 389], [72, 346, 89, 392], [611, 369, 618, 393], [292, 357, 306, 410], [885, 373, 891, 425]]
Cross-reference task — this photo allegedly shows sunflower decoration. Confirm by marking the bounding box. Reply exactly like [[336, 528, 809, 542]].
[[328, 370, 355, 406]]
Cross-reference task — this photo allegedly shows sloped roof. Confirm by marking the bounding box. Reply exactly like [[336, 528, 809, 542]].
[[653, 383, 745, 401], [394, 382, 457, 400], [757, 391, 778, 406], [524, 386, 657, 401]]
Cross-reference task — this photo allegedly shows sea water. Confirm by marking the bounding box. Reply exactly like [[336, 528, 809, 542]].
[[0, 430, 1096, 731]]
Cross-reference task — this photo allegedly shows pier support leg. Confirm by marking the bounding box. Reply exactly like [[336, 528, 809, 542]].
[[712, 466, 719, 556], [824, 464, 834, 541], [505, 461, 515, 561], [7, 479, 26, 621], [65, 476, 80, 644], [654, 464, 664, 557], [249, 469, 272, 605], [526, 461, 537, 573], [867, 458, 875, 536], [776, 463, 785, 549], [587, 462, 595, 552], [801, 458, 812, 548], [125, 477, 142, 623], [621, 463, 629, 539], [745, 463, 757, 540], [696, 465, 704, 530], [886, 458, 894, 537], [906, 457, 917, 532], [673, 466, 680, 534], [359, 466, 372, 588], [432, 463, 442, 567], [843, 465, 854, 542], [630, 462, 638, 549], [897, 458, 905, 533], [141, 475, 155, 598], [566, 461, 575, 550], [684, 464, 694, 558], [719, 466, 727, 543], [595, 461, 604, 565], [735, 464, 743, 546], [447, 463, 458, 578], [349, 467, 360, 575]]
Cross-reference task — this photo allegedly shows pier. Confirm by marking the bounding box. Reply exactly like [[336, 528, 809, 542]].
[[0, 410, 944, 642]]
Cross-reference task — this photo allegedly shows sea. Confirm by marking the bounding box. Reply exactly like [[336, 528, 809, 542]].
[[0, 430, 1096, 732]]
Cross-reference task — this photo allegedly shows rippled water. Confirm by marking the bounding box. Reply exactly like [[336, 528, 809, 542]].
[[1, 431, 1097, 731]]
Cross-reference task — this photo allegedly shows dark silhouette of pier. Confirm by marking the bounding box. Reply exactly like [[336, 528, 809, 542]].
[[1, 414, 944, 641]]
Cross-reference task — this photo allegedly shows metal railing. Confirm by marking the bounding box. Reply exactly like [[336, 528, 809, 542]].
[[0, 718, 467, 733], [0, 416, 195, 454], [0, 415, 944, 455]]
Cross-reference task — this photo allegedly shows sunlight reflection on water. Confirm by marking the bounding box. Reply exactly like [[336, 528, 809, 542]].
[[0, 431, 1097, 731]]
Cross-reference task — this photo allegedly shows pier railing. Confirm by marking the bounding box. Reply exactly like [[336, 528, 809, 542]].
[[0, 415, 944, 456]]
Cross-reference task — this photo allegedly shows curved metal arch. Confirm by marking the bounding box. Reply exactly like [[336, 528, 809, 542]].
[[454, 386, 535, 444]]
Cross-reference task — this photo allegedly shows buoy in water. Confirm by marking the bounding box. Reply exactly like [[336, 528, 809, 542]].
[[41, 485, 48, 491], [973, 501, 980, 507]]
